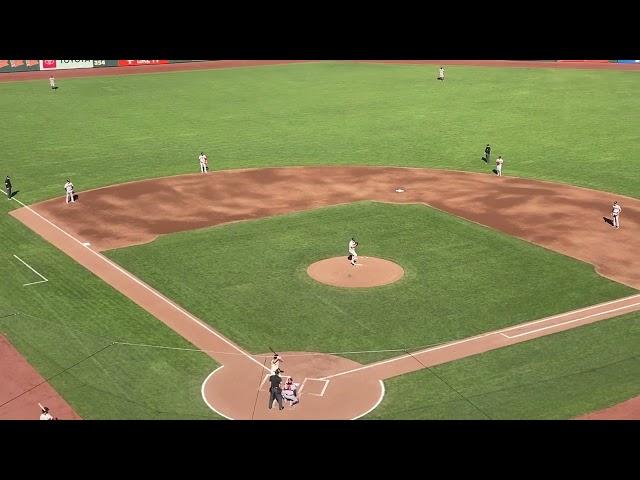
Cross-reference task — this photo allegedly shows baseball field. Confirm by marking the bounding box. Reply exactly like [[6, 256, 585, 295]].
[[1, 60, 639, 419]]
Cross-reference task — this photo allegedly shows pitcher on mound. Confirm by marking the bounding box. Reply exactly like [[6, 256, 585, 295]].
[[347, 238, 359, 266]]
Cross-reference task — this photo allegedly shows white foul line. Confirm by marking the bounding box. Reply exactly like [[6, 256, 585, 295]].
[[10, 196, 269, 372], [13, 254, 48, 286], [500, 301, 640, 339], [321, 294, 640, 380], [498, 293, 640, 334], [201, 366, 234, 420], [352, 380, 386, 420]]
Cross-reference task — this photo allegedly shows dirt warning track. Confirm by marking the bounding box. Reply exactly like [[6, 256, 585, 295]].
[[9, 166, 640, 419]]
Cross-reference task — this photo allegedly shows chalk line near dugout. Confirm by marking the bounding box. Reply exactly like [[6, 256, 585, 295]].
[[12, 254, 48, 286]]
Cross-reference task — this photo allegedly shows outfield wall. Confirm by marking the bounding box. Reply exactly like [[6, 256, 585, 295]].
[[0, 60, 207, 74]]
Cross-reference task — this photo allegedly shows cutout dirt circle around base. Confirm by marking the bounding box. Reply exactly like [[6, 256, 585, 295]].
[[201, 351, 385, 420], [307, 256, 405, 288]]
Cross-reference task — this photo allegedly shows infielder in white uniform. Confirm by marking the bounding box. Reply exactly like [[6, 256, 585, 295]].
[[612, 201, 622, 229], [64, 179, 75, 204], [496, 156, 504, 176], [198, 152, 208, 173], [348, 238, 358, 266]]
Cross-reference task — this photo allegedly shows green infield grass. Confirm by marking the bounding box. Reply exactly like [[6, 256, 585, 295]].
[[106, 202, 635, 364]]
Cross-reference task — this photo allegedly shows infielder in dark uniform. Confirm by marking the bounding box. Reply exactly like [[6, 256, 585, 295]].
[[4, 176, 11, 199], [484, 144, 491, 162], [268, 369, 285, 410]]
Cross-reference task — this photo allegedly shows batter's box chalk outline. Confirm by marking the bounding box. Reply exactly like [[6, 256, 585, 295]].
[[259, 373, 291, 392], [299, 378, 330, 397]]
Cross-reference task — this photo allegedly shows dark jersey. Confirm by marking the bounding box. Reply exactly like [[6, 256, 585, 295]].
[[4, 178, 11, 189], [269, 374, 282, 392], [485, 146, 491, 155]]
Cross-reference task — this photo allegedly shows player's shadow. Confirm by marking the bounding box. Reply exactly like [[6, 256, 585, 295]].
[[491, 168, 498, 175], [73, 193, 79, 201], [10, 190, 19, 198], [603, 216, 614, 226], [52, 86, 59, 90]]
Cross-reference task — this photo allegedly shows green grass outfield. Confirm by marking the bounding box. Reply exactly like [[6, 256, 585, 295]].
[[366, 311, 640, 419], [2, 62, 639, 418], [106, 202, 634, 364], [1, 62, 639, 203]]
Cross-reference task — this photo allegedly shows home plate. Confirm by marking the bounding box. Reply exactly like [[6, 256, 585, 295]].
[[395, 188, 405, 193]]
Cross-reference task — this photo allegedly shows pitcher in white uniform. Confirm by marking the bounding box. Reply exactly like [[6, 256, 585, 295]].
[[348, 238, 358, 266]]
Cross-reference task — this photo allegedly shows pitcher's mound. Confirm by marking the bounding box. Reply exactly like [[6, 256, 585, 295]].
[[307, 257, 404, 288]]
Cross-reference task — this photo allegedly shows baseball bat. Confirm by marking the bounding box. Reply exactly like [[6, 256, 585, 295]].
[[269, 346, 278, 356]]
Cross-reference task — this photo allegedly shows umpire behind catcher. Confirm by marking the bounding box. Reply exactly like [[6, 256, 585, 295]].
[[5, 176, 11, 199], [268, 369, 285, 410]]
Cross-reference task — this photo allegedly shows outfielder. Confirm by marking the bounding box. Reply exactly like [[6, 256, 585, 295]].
[[64, 179, 75, 204], [348, 238, 359, 266], [438, 66, 445, 81], [198, 152, 208, 173], [612, 201, 622, 229], [49, 76, 56, 91]]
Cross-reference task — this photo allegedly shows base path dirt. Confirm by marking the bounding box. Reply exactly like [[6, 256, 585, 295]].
[[307, 256, 404, 288], [25, 166, 640, 289], [0, 334, 81, 420], [8, 166, 640, 419], [576, 395, 640, 420]]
